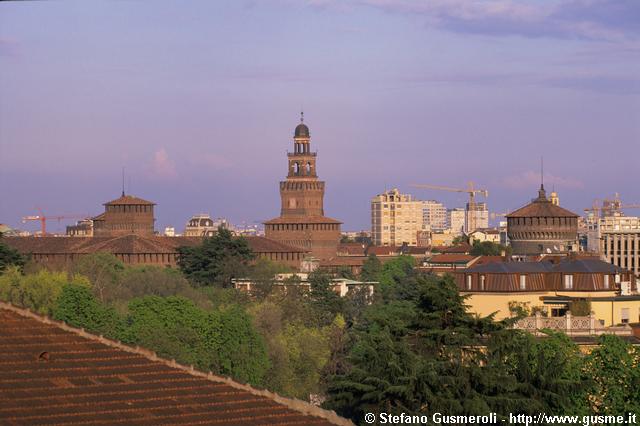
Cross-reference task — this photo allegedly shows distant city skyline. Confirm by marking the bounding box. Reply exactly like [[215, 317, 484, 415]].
[[1, 1, 639, 233]]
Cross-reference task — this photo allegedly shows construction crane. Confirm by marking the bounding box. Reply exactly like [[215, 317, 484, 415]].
[[411, 182, 489, 232], [22, 209, 89, 235], [583, 194, 640, 219]]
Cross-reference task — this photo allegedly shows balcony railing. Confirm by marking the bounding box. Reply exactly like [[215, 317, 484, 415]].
[[513, 312, 633, 336]]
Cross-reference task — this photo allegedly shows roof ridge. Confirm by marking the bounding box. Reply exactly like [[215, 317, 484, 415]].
[[0, 301, 353, 426]]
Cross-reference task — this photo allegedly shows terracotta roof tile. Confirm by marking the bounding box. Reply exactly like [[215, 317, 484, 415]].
[[0, 303, 351, 426], [506, 199, 578, 218], [427, 254, 478, 264], [103, 195, 156, 206], [4, 235, 307, 256]]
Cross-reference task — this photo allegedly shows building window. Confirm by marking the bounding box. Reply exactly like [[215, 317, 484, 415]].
[[519, 275, 526, 290], [603, 275, 609, 289], [564, 274, 574, 290], [466, 275, 472, 290], [480, 275, 485, 291], [621, 308, 629, 324]]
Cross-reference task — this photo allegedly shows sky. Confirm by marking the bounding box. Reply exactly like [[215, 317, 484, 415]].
[[1, 0, 639, 233]]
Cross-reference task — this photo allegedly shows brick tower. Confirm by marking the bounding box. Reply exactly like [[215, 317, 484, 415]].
[[264, 113, 341, 260]]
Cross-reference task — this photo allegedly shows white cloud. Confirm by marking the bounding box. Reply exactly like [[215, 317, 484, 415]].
[[148, 148, 177, 180]]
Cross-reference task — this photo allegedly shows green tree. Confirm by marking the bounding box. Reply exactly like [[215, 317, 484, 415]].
[[470, 240, 510, 256], [53, 284, 123, 336], [0, 267, 90, 315], [359, 254, 381, 282], [72, 253, 125, 303], [0, 239, 26, 272], [177, 228, 255, 286], [308, 270, 345, 327], [583, 334, 640, 415], [120, 296, 269, 386], [324, 275, 564, 423]]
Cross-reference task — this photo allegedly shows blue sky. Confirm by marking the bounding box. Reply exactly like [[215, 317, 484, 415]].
[[1, 0, 639, 233]]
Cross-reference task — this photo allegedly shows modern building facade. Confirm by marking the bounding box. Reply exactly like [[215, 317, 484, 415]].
[[421, 200, 447, 231], [448, 208, 466, 235], [264, 115, 341, 260], [588, 214, 640, 278], [371, 188, 424, 246], [506, 185, 579, 255]]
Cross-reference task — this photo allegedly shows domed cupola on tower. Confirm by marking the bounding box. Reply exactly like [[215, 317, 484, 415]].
[[264, 113, 342, 260], [506, 184, 579, 256]]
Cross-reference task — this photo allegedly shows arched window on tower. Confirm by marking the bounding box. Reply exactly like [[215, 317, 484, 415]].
[[306, 162, 311, 175], [293, 162, 300, 175]]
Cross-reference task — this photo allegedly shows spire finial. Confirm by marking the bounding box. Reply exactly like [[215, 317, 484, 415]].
[[300, 110, 304, 123], [540, 156, 544, 190], [121, 167, 125, 197]]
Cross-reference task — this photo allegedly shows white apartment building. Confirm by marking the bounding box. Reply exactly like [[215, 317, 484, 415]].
[[371, 189, 424, 246], [587, 214, 640, 277], [448, 208, 466, 235], [422, 200, 448, 231]]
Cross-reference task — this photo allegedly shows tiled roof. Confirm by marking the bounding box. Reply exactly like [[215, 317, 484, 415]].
[[244, 237, 308, 253], [3, 235, 307, 256], [427, 254, 478, 264], [365, 246, 400, 256], [104, 195, 155, 206], [466, 258, 628, 274], [0, 302, 351, 426], [432, 243, 471, 254], [506, 199, 578, 218], [336, 243, 366, 256], [263, 216, 342, 225]]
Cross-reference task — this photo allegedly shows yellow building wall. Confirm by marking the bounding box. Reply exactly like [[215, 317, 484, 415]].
[[591, 300, 640, 326], [462, 291, 639, 327]]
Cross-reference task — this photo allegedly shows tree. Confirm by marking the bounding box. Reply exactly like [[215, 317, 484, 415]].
[[120, 296, 269, 386], [0, 267, 90, 315], [359, 254, 381, 282], [177, 228, 255, 286], [53, 284, 122, 336], [72, 253, 125, 303], [324, 275, 563, 422], [470, 240, 510, 256], [583, 334, 640, 415], [0, 239, 26, 272], [308, 270, 345, 327]]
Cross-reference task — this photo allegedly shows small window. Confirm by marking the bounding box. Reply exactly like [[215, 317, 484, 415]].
[[480, 275, 485, 291], [615, 274, 621, 284], [564, 274, 574, 290], [621, 308, 629, 324], [519, 275, 526, 290], [466, 275, 472, 290], [603, 275, 609, 289]]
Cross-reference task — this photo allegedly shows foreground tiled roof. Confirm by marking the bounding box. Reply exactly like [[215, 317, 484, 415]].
[[3, 235, 307, 256], [0, 302, 351, 426]]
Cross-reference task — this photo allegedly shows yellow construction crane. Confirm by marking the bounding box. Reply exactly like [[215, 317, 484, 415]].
[[410, 182, 489, 232], [584, 203, 640, 218]]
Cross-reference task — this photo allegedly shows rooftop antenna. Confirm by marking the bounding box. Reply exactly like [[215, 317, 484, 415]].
[[121, 167, 125, 197]]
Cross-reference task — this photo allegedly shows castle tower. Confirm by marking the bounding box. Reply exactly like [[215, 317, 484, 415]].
[[264, 114, 341, 260]]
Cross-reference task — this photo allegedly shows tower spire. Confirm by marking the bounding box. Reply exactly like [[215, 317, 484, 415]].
[[540, 156, 544, 190], [300, 110, 304, 123], [121, 167, 125, 197]]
